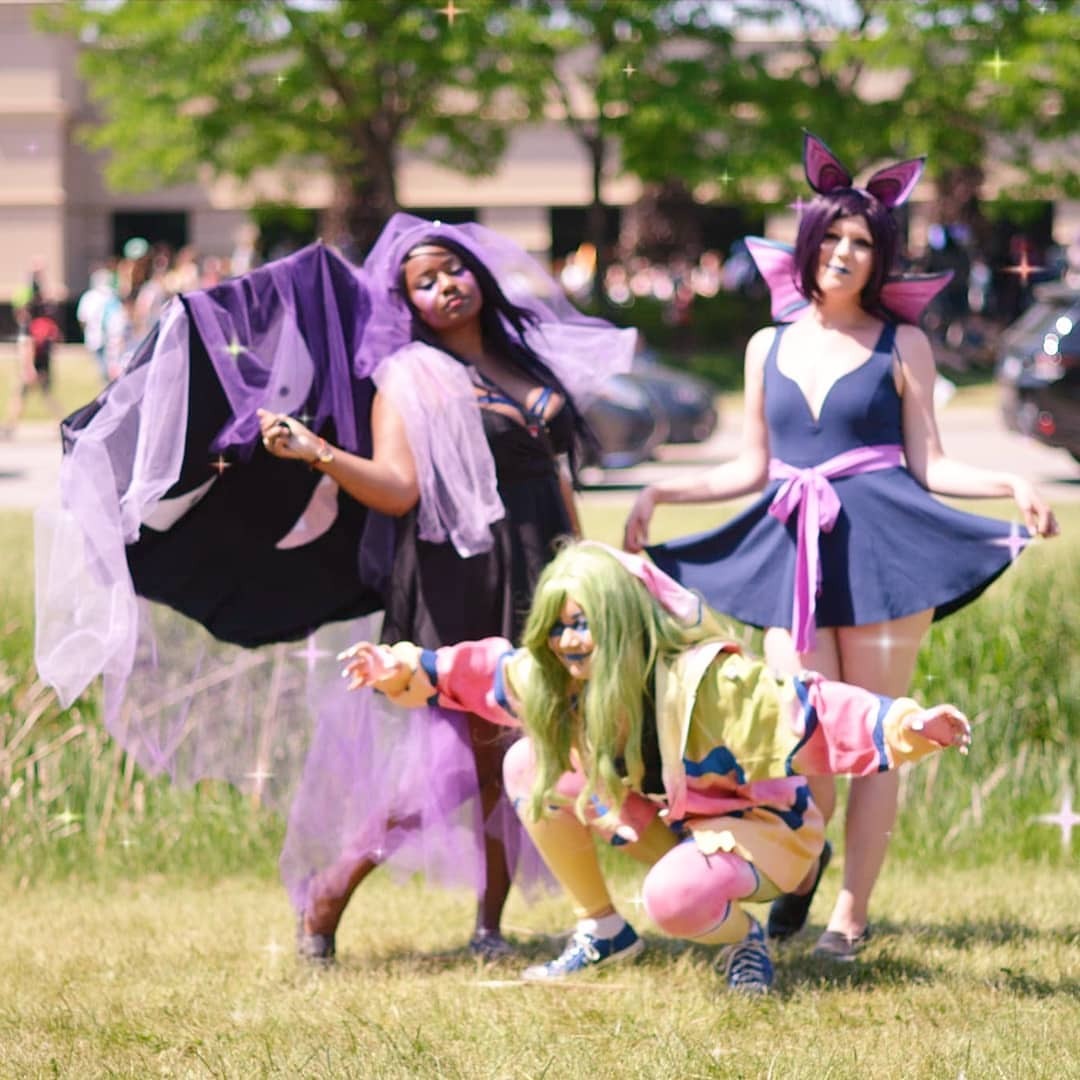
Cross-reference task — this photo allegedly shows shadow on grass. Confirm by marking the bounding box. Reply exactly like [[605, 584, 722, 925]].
[[306, 920, 1080, 1002]]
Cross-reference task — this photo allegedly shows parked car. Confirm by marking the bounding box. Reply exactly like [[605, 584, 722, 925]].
[[584, 373, 669, 469], [628, 355, 719, 444], [996, 283, 1080, 463], [583, 356, 719, 469]]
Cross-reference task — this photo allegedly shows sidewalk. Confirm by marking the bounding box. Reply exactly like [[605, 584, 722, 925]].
[[2, 402, 1079, 514], [583, 402, 1080, 502]]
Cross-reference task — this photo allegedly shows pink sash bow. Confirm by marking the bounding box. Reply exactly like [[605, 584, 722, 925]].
[[768, 444, 903, 652]]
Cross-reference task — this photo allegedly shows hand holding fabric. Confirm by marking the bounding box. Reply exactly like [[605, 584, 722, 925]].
[[257, 408, 322, 464]]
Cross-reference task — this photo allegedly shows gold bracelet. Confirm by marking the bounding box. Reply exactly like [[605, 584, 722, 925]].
[[311, 437, 335, 466]]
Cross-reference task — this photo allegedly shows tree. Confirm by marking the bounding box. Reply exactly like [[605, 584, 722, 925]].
[[727, 1, 1080, 225], [826, 0, 1080, 233], [44, 0, 543, 252], [519, 1, 740, 297]]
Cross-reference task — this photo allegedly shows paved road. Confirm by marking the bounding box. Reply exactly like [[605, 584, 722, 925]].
[[2, 401, 1078, 514]]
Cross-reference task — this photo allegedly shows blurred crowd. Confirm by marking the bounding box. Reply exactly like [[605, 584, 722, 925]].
[[75, 228, 261, 383], [557, 241, 762, 318]]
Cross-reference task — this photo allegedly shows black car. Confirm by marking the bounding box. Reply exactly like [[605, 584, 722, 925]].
[[584, 358, 720, 469], [997, 283, 1080, 463], [628, 356, 719, 444], [584, 373, 669, 469]]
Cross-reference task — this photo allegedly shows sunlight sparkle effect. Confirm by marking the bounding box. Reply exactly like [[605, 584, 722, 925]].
[[788, 195, 808, 215], [981, 49, 1012, 81], [261, 939, 285, 962], [223, 335, 249, 361], [210, 454, 232, 476], [246, 764, 274, 791], [717, 170, 733, 186], [292, 635, 332, 671], [1002, 250, 1044, 287], [438, 1, 465, 26], [622, 62, 637, 77], [54, 808, 81, 827], [1031, 789, 1080, 850], [988, 520, 1028, 562]]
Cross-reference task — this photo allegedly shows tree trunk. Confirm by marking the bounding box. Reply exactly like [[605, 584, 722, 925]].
[[584, 131, 609, 309], [324, 134, 400, 260]]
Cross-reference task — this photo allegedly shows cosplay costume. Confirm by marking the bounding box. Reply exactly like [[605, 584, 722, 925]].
[[372, 545, 952, 895], [34, 219, 634, 910], [649, 135, 1029, 652]]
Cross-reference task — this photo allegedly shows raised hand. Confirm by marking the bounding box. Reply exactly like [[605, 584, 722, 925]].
[[338, 642, 408, 693], [623, 487, 657, 553], [906, 705, 972, 755], [1011, 477, 1059, 539]]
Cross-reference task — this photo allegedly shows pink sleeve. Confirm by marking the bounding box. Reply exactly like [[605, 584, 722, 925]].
[[427, 638, 522, 728], [787, 673, 938, 777]]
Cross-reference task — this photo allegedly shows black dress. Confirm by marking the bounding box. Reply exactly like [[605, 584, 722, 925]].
[[382, 400, 575, 649]]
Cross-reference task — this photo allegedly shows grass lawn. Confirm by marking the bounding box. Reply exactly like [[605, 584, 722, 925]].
[[0, 864, 1076, 1078], [2, 479, 1078, 1076], [0, 343, 104, 424]]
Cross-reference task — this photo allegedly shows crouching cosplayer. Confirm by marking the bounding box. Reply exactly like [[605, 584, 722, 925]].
[[340, 541, 970, 993]]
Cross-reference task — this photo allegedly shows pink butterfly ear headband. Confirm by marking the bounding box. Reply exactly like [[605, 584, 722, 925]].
[[744, 131, 950, 323], [803, 130, 925, 209]]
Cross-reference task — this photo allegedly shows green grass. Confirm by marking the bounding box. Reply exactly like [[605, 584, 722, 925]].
[[2, 502, 1079, 1074], [0, 867, 1076, 1077], [0, 343, 104, 423]]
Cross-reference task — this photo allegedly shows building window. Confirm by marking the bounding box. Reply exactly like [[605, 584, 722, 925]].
[[111, 211, 189, 256]]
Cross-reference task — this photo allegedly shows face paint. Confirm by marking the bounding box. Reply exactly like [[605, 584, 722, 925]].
[[548, 597, 594, 680], [403, 246, 482, 331]]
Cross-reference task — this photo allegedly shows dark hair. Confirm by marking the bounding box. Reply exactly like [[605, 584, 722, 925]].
[[793, 189, 900, 321], [399, 235, 599, 479]]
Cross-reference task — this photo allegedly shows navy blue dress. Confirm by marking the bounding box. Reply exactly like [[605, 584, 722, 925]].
[[649, 322, 1027, 631]]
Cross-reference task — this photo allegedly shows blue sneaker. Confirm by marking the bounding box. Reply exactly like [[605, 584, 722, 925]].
[[521, 922, 643, 981], [719, 917, 774, 993]]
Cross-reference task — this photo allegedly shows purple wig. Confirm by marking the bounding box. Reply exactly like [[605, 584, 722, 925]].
[[793, 189, 899, 318]]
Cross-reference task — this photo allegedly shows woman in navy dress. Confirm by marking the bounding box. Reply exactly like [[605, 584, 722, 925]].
[[623, 134, 1058, 960]]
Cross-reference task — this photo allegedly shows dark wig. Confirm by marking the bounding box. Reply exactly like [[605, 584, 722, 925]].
[[399, 234, 599, 479], [793, 189, 899, 321]]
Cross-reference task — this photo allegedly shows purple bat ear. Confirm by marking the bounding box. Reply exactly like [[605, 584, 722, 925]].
[[864, 157, 925, 208], [803, 131, 852, 194]]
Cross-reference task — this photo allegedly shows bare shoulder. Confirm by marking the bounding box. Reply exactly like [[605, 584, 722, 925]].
[[745, 325, 778, 366], [895, 323, 933, 361]]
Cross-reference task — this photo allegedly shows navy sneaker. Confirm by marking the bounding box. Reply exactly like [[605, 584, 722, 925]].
[[521, 922, 643, 981], [719, 916, 774, 993]]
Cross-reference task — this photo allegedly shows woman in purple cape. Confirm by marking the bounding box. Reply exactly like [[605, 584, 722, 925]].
[[623, 134, 1057, 961], [35, 216, 633, 961]]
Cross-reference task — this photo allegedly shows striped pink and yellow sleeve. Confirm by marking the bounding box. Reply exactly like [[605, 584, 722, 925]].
[[389, 637, 523, 729], [785, 672, 945, 777]]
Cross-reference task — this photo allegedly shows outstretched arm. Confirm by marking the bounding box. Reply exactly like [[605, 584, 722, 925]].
[[786, 671, 971, 778], [623, 327, 773, 551], [340, 637, 522, 728], [258, 389, 419, 517], [897, 325, 1057, 538]]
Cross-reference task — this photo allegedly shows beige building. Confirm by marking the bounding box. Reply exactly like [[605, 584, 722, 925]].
[[1, 0, 648, 311], [2, 0, 1076, 316]]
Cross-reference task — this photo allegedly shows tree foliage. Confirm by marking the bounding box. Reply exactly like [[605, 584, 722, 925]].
[[43, 0, 543, 250]]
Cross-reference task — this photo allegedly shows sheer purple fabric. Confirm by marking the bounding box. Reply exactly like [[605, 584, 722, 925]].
[[36, 222, 628, 919], [359, 213, 636, 409], [373, 342, 504, 555]]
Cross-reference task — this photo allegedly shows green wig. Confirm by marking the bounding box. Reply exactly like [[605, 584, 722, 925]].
[[517, 542, 718, 823]]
